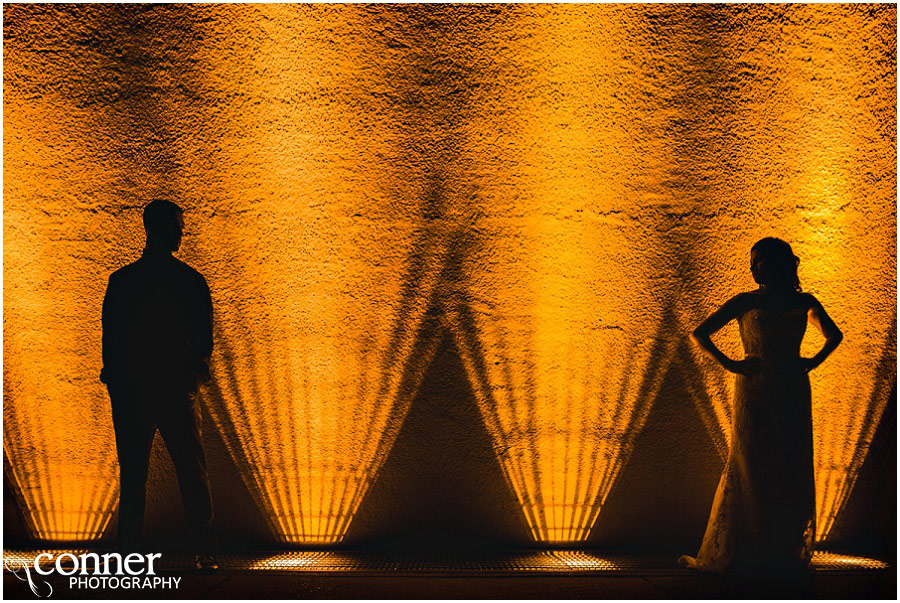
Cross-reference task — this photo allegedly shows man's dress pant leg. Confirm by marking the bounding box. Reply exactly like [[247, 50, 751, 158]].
[[155, 394, 217, 554], [110, 393, 157, 553], [110, 388, 216, 554]]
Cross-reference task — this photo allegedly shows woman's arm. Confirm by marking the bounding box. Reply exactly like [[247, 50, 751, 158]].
[[691, 294, 760, 375], [803, 294, 843, 372]]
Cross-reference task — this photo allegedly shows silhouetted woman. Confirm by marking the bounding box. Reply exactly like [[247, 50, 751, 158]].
[[679, 237, 842, 580]]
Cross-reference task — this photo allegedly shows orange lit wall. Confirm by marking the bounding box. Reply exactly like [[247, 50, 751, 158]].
[[4, 4, 895, 548]]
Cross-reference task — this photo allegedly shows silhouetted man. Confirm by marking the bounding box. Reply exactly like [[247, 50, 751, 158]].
[[101, 199, 217, 571]]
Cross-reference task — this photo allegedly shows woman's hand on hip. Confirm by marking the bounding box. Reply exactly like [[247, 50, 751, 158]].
[[725, 357, 763, 376]]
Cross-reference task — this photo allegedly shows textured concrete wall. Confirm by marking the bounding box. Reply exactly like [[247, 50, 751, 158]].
[[4, 4, 895, 551]]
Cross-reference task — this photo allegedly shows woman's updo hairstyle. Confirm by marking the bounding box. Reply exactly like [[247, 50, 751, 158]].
[[751, 237, 801, 291]]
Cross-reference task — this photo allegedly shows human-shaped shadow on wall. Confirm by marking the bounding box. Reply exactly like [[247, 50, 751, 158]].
[[100, 199, 219, 572], [679, 237, 843, 596]]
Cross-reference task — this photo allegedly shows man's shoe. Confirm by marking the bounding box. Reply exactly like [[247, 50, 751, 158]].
[[194, 554, 219, 572]]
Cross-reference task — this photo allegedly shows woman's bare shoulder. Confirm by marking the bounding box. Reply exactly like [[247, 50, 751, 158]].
[[729, 291, 759, 305], [719, 292, 757, 315], [799, 291, 823, 310]]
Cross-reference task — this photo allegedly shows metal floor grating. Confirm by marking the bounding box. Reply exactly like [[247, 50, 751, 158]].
[[3, 549, 891, 574]]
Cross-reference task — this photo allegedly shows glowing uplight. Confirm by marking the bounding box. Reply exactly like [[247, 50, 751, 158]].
[[447, 7, 678, 543], [190, 6, 453, 544], [3, 3, 893, 549], [2, 467, 116, 541], [5, 4, 452, 546], [4, 5, 122, 541], [811, 552, 891, 571], [667, 6, 896, 542], [450, 303, 673, 543], [552, 550, 625, 570], [4, 549, 890, 574], [241, 552, 325, 570]]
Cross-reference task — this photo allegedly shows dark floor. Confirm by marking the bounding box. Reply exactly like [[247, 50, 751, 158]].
[[3, 550, 894, 599]]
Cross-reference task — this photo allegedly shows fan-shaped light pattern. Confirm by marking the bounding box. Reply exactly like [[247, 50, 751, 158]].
[[187, 5, 458, 544], [657, 5, 896, 542], [449, 307, 674, 543], [445, 6, 680, 543], [4, 4, 455, 545], [4, 3, 894, 548], [3, 5, 139, 541]]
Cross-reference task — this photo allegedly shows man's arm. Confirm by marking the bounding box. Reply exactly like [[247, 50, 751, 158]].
[[192, 276, 214, 384], [100, 274, 123, 386]]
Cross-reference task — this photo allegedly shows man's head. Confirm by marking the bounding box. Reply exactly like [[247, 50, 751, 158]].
[[143, 199, 184, 252]]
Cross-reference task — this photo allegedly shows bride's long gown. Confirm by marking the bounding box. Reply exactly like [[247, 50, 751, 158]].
[[690, 306, 816, 572]]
